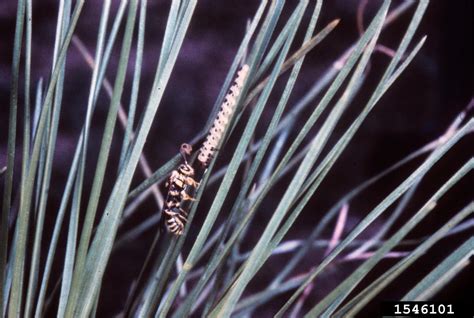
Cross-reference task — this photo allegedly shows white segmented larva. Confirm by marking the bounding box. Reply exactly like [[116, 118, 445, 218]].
[[198, 64, 250, 166]]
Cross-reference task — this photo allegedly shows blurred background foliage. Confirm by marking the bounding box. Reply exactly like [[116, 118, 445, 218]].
[[0, 0, 472, 316]]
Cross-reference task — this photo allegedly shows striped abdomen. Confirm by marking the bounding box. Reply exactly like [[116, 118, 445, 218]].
[[163, 163, 199, 235]]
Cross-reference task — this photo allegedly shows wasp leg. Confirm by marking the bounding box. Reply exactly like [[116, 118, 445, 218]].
[[181, 192, 196, 202], [185, 177, 200, 188], [177, 208, 189, 219]]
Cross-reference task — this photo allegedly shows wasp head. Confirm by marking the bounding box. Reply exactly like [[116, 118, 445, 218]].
[[178, 164, 194, 176]]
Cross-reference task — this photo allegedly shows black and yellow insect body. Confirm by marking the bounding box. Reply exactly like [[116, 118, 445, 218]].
[[198, 64, 250, 167], [163, 144, 199, 235]]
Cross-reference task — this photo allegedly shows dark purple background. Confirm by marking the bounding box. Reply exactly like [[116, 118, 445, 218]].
[[1, 1, 472, 316]]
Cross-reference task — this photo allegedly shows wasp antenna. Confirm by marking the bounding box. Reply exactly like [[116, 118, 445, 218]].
[[180, 143, 193, 163]]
